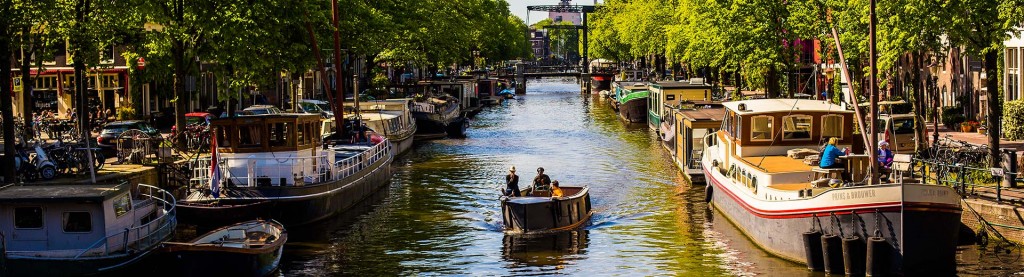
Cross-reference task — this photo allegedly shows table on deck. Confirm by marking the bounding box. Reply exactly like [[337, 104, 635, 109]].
[[840, 154, 870, 183]]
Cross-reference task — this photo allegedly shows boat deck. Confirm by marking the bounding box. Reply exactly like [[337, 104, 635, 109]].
[[766, 183, 812, 191], [738, 155, 812, 173]]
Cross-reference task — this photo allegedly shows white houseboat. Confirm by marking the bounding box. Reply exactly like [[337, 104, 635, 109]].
[[701, 99, 961, 275], [347, 99, 417, 155], [0, 183, 176, 275]]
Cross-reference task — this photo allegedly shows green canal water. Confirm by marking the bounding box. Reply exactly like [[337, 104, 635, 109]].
[[272, 80, 1021, 276]]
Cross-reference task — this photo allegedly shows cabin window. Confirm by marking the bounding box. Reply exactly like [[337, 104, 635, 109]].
[[14, 207, 43, 229], [113, 193, 132, 217], [822, 115, 844, 139], [217, 126, 232, 147], [237, 124, 264, 148], [750, 116, 773, 141], [735, 114, 742, 138], [297, 122, 307, 146], [782, 115, 813, 140], [269, 122, 294, 147], [62, 212, 92, 233]]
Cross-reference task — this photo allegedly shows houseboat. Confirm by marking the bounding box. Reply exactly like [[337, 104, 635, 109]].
[[648, 79, 712, 132], [346, 99, 417, 155], [701, 99, 961, 275], [162, 219, 286, 277], [616, 82, 649, 123], [476, 78, 503, 106], [665, 104, 724, 184], [0, 183, 177, 276], [501, 185, 592, 233], [178, 113, 393, 227], [412, 95, 467, 139], [421, 80, 483, 117]]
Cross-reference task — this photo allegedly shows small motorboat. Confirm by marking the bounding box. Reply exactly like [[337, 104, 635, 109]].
[[497, 88, 516, 99], [501, 185, 593, 233], [163, 220, 287, 277]]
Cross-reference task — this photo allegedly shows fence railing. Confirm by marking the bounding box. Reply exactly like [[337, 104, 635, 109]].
[[913, 158, 1019, 202], [191, 139, 392, 189]]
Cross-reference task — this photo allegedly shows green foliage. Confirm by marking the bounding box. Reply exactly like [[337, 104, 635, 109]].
[[117, 106, 137, 120], [1003, 100, 1024, 140], [941, 106, 965, 130]]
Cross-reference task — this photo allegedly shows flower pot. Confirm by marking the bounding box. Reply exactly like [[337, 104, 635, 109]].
[[961, 125, 972, 132], [978, 127, 987, 134]]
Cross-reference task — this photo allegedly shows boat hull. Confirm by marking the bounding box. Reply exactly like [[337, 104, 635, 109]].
[[5, 251, 160, 276], [591, 74, 614, 91], [502, 187, 592, 233], [162, 220, 286, 277], [704, 166, 961, 275], [177, 150, 393, 227], [618, 98, 648, 123], [390, 131, 415, 156]]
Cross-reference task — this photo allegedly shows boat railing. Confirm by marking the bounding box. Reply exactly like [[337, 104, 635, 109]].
[[72, 184, 176, 259], [191, 139, 392, 187]]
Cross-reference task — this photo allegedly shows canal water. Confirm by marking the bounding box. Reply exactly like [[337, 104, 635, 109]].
[[275, 80, 1023, 276]]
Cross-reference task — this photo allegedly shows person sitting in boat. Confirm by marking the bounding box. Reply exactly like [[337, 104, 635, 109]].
[[878, 140, 894, 182], [819, 137, 849, 171], [533, 167, 551, 191], [550, 180, 564, 198], [504, 166, 521, 197]]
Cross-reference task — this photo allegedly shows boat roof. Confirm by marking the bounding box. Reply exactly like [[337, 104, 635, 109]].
[[722, 99, 853, 115], [0, 183, 127, 203], [650, 80, 711, 89], [346, 112, 398, 121]]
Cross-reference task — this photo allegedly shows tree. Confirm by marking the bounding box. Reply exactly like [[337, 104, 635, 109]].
[[945, 0, 1011, 166]]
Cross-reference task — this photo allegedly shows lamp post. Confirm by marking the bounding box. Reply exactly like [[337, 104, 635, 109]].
[[929, 61, 941, 145], [823, 68, 836, 102]]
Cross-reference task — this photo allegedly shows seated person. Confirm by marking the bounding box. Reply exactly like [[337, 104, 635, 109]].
[[533, 167, 551, 191], [877, 140, 894, 182], [550, 180, 564, 198], [819, 137, 848, 170]]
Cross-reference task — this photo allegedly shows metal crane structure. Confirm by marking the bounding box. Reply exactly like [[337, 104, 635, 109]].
[[526, 4, 599, 93]]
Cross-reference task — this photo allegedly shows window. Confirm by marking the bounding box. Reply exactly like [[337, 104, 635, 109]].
[[99, 45, 115, 64], [237, 124, 264, 148], [297, 123, 307, 146], [751, 116, 773, 141], [217, 126, 232, 147], [782, 115, 813, 140], [113, 193, 132, 217], [822, 115, 844, 139], [14, 207, 43, 229], [62, 212, 92, 233], [269, 122, 294, 147], [891, 118, 916, 135]]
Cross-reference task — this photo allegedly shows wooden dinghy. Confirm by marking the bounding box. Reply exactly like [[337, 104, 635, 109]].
[[163, 220, 287, 277], [501, 186, 593, 233]]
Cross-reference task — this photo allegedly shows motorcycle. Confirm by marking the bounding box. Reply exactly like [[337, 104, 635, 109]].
[[14, 142, 58, 181]]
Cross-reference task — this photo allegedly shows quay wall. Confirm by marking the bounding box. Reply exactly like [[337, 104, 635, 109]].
[[961, 198, 1024, 244]]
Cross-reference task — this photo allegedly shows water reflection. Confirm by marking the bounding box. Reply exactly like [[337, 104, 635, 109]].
[[502, 231, 589, 269]]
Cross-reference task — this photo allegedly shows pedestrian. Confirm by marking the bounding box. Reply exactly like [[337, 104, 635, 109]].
[[533, 167, 551, 191], [504, 166, 520, 197]]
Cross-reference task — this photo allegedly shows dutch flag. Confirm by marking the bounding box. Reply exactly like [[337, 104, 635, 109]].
[[210, 129, 221, 198]]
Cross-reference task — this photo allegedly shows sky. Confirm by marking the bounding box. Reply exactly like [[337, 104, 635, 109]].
[[506, 0, 603, 25]]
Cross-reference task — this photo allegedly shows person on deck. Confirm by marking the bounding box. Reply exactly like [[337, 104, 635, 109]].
[[533, 167, 551, 190], [504, 166, 520, 197], [819, 137, 848, 170], [878, 140, 894, 182], [550, 180, 564, 198]]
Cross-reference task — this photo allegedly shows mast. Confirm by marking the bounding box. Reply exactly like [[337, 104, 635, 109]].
[[868, 0, 879, 184], [331, 0, 346, 137]]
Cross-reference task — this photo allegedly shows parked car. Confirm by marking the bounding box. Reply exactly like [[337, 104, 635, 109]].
[[218, 110, 256, 118], [299, 99, 333, 118], [243, 105, 282, 115], [96, 120, 161, 155]]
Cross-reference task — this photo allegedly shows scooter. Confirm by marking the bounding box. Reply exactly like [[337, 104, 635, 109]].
[[14, 142, 58, 181]]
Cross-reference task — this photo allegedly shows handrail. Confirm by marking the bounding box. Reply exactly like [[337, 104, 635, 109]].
[[71, 184, 176, 259]]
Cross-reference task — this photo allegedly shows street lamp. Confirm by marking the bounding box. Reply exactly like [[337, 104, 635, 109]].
[[929, 60, 941, 145]]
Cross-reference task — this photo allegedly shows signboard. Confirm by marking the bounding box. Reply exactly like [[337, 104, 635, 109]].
[[13, 77, 22, 93], [991, 168, 1004, 177]]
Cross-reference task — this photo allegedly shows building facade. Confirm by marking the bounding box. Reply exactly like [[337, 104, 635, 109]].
[[10, 43, 130, 119]]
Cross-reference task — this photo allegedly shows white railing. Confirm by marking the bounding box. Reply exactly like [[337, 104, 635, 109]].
[[65, 184, 176, 259], [192, 139, 392, 188]]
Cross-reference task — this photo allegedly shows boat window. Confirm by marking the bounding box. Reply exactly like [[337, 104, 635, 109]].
[[217, 126, 232, 147], [751, 116, 773, 141], [297, 122, 307, 146], [305, 123, 314, 145], [237, 124, 264, 148], [822, 115, 844, 139], [735, 114, 742, 138], [62, 211, 92, 233], [782, 115, 813, 140], [269, 122, 294, 147], [14, 207, 43, 229], [113, 193, 132, 217]]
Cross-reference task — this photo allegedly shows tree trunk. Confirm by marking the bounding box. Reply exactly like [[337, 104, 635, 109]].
[[985, 48, 1001, 167], [767, 67, 781, 98], [911, 52, 923, 152], [172, 41, 186, 149], [20, 25, 33, 142], [0, 1, 17, 182]]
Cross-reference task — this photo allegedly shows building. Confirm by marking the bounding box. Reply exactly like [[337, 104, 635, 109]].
[[529, 29, 550, 60], [10, 43, 131, 119], [548, 0, 582, 25]]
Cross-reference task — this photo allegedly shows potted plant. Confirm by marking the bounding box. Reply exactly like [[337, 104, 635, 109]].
[[977, 120, 987, 134], [961, 121, 974, 132]]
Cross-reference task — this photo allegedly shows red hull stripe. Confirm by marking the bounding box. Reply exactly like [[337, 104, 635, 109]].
[[703, 167, 960, 219]]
